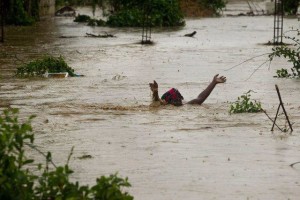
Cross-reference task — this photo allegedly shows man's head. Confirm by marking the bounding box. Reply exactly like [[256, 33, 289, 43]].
[[161, 88, 184, 106]]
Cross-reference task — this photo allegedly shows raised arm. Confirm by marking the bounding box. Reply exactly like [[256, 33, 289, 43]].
[[187, 74, 226, 105], [149, 80, 167, 105]]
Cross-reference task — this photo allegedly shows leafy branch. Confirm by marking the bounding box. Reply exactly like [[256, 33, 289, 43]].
[[268, 28, 300, 78], [226, 29, 300, 79], [0, 109, 133, 200]]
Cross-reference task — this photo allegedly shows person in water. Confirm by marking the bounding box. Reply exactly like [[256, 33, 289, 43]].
[[149, 74, 226, 106]]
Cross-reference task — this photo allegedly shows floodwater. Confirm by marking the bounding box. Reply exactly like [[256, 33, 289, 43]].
[[1, 7, 300, 200]]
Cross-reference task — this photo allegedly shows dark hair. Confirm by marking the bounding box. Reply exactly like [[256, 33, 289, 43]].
[[161, 88, 184, 106]]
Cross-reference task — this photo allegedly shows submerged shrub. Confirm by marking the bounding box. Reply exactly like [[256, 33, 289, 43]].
[[16, 56, 76, 77], [106, 8, 144, 27], [74, 14, 106, 26], [283, 0, 300, 15], [0, 109, 133, 199], [74, 14, 91, 22], [274, 68, 291, 78], [87, 18, 106, 26], [106, 0, 185, 27], [269, 29, 300, 78], [71, 0, 184, 27], [199, 0, 227, 15], [4, 0, 38, 25], [229, 90, 262, 114]]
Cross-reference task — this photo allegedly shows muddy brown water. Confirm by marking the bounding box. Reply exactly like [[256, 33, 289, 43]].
[[1, 10, 300, 200]]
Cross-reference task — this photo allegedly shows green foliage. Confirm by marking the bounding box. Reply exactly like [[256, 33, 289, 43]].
[[55, 0, 65, 7], [198, 0, 227, 15], [74, 14, 92, 22], [106, 0, 185, 27], [56, 0, 93, 7], [91, 174, 133, 200], [0, 109, 133, 200], [4, 0, 39, 25], [229, 90, 262, 114], [283, 0, 300, 15], [269, 29, 300, 78], [87, 18, 106, 26], [16, 55, 76, 77], [106, 8, 144, 27], [274, 68, 291, 78], [74, 14, 106, 26], [0, 108, 36, 200]]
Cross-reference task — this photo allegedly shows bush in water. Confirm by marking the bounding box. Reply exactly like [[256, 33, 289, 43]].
[[199, 0, 227, 15], [106, 0, 185, 27], [3, 0, 39, 25], [16, 55, 76, 77], [74, 14, 91, 22], [283, 0, 300, 15], [229, 90, 262, 114]]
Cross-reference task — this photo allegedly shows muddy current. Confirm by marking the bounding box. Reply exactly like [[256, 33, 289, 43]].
[[1, 7, 300, 200]]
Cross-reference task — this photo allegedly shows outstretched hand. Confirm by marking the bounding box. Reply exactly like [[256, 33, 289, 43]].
[[149, 80, 158, 92], [213, 74, 226, 84]]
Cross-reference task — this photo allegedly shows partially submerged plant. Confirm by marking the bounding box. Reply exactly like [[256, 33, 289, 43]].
[[269, 29, 300, 78], [199, 0, 227, 15], [16, 55, 76, 77], [74, 14, 91, 22], [274, 68, 291, 78], [106, 1, 185, 27], [87, 18, 106, 26], [78, 0, 185, 27], [229, 90, 262, 114], [283, 0, 300, 15], [74, 14, 107, 26]]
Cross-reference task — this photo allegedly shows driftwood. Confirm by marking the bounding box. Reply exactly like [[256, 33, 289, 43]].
[[184, 31, 197, 37], [86, 32, 115, 38], [59, 36, 78, 38]]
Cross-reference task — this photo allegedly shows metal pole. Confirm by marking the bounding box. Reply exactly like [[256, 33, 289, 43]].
[[273, 0, 277, 43], [276, 1, 280, 43], [280, 0, 284, 43], [276, 0, 280, 43], [141, 0, 152, 44]]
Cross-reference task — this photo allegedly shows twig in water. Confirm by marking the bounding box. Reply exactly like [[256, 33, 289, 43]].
[[25, 142, 57, 168], [66, 146, 74, 165], [290, 162, 300, 168], [245, 59, 271, 81], [267, 59, 272, 70], [262, 109, 284, 132]]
